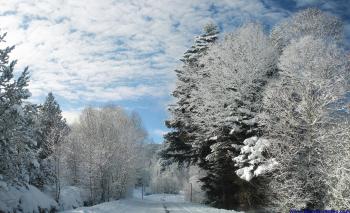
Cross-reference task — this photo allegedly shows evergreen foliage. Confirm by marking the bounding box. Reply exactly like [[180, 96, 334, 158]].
[[0, 32, 35, 184], [161, 23, 219, 164]]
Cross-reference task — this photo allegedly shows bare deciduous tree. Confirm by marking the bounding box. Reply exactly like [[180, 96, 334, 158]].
[[63, 107, 147, 204], [271, 8, 343, 52], [260, 35, 349, 211]]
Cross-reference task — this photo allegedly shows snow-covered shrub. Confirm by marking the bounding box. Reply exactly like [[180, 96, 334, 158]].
[[59, 186, 84, 210], [0, 183, 58, 213], [232, 136, 278, 182]]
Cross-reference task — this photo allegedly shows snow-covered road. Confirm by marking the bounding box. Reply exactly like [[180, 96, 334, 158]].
[[61, 191, 241, 213]]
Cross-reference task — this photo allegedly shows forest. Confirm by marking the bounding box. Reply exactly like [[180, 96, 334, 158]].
[[0, 6, 349, 213], [161, 8, 350, 212]]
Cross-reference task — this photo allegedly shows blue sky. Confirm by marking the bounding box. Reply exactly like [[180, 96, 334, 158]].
[[0, 0, 349, 143]]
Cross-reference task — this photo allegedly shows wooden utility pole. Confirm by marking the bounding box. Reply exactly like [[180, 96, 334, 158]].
[[142, 183, 144, 200], [190, 183, 192, 202]]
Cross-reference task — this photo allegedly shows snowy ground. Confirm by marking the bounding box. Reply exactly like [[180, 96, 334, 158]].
[[60, 189, 242, 213]]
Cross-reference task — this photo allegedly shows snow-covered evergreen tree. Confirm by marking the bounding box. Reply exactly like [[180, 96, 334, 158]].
[[181, 23, 219, 65], [0, 32, 36, 184], [192, 23, 278, 209], [37, 93, 67, 159], [24, 103, 43, 185], [162, 23, 219, 164], [34, 92, 69, 201]]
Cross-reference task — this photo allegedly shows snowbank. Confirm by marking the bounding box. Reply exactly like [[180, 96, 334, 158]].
[[0, 181, 58, 213], [59, 186, 84, 210]]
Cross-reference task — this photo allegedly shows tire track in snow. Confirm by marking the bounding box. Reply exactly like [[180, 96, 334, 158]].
[[162, 203, 170, 213], [167, 202, 193, 213]]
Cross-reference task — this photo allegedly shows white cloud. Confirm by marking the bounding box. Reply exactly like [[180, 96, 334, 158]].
[[0, 0, 289, 105]]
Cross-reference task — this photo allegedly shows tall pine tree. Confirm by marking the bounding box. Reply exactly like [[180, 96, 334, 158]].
[[161, 23, 219, 164], [35, 92, 69, 200], [0, 32, 37, 184]]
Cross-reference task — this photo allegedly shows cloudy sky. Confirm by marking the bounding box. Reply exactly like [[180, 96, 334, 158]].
[[0, 0, 349, 142]]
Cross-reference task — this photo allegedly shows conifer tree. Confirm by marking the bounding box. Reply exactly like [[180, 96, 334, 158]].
[[35, 92, 69, 200], [161, 23, 219, 164], [193, 23, 277, 209], [0, 32, 36, 184]]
